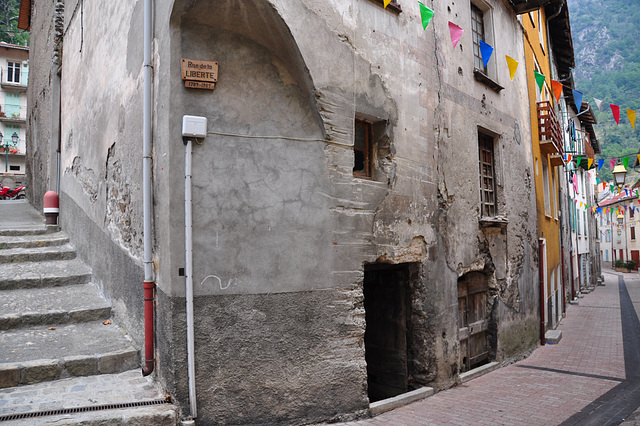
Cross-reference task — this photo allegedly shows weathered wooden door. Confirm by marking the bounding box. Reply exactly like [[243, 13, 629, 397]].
[[458, 272, 489, 373], [632, 250, 640, 270]]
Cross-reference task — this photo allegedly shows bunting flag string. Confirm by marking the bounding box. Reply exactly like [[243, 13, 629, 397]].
[[551, 80, 563, 103], [419, 3, 434, 29], [534, 71, 546, 93], [594, 98, 603, 111], [479, 40, 493, 68], [572, 90, 583, 111], [409, 2, 637, 131], [506, 55, 518, 80], [628, 109, 636, 130], [611, 104, 621, 124], [449, 22, 463, 49]]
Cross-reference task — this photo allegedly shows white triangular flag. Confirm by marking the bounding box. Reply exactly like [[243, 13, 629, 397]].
[[594, 98, 603, 112]]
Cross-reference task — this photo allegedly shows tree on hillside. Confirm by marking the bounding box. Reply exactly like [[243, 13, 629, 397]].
[[0, 0, 28, 46]]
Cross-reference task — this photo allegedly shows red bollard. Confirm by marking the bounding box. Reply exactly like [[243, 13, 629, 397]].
[[43, 191, 59, 225]]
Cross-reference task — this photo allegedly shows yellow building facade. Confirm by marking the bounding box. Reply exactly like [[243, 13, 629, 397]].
[[523, 9, 564, 333]]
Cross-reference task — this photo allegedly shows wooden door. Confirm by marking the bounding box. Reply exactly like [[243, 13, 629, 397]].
[[632, 250, 640, 271], [458, 272, 489, 373]]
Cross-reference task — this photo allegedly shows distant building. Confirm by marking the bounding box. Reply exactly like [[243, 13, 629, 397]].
[[0, 42, 28, 180], [599, 182, 640, 270]]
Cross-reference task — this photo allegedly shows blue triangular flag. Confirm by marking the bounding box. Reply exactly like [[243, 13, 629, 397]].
[[572, 89, 583, 112], [598, 159, 604, 170], [479, 40, 494, 68]]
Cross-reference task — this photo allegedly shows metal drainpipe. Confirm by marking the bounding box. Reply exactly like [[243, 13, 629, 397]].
[[141, 0, 155, 377], [539, 240, 546, 345], [560, 245, 566, 315]]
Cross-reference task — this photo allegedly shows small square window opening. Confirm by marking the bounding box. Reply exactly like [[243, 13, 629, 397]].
[[354, 119, 373, 178]]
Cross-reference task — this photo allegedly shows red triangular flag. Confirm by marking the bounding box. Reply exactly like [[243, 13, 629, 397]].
[[611, 104, 620, 124]]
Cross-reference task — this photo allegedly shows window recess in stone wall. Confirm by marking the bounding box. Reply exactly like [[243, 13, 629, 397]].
[[354, 115, 391, 181], [354, 119, 374, 178], [478, 131, 503, 226], [471, 1, 503, 93], [368, 0, 402, 13]]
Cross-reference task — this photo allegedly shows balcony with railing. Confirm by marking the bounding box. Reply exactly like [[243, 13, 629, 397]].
[[537, 101, 564, 167], [0, 105, 26, 123], [0, 138, 25, 156], [0, 69, 28, 90]]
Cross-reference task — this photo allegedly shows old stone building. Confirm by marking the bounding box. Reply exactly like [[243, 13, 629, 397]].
[[20, 0, 555, 424]]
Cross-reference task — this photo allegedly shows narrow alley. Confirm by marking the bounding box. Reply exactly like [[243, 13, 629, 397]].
[[330, 268, 640, 425]]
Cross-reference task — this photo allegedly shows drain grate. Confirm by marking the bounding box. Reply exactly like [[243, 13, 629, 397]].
[[0, 399, 170, 422]]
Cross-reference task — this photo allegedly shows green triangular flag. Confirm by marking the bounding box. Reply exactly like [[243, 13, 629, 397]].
[[534, 70, 546, 93], [419, 2, 434, 30], [623, 156, 629, 169]]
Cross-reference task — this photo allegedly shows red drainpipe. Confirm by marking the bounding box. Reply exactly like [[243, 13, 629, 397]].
[[577, 255, 582, 294], [142, 280, 155, 376], [561, 245, 566, 315], [539, 240, 546, 345], [570, 251, 575, 300]]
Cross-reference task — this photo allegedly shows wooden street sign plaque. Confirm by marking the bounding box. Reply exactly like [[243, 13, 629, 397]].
[[182, 58, 218, 90]]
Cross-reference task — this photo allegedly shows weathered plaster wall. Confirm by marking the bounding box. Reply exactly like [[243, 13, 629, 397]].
[[53, 0, 148, 349], [25, 0, 58, 209], [27, 0, 542, 424]]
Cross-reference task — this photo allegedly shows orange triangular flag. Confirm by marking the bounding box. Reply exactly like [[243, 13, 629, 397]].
[[551, 80, 563, 103], [506, 55, 518, 80]]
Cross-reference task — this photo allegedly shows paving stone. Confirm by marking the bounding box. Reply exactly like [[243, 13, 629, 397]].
[[0, 232, 69, 249], [0, 363, 20, 388], [19, 360, 62, 385], [97, 349, 140, 375], [63, 355, 98, 377], [331, 267, 629, 425], [0, 283, 111, 330], [0, 202, 176, 424], [0, 258, 92, 290], [0, 244, 77, 264]]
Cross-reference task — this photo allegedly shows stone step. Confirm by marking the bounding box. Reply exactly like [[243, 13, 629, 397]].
[[0, 283, 111, 330], [0, 370, 178, 425], [0, 225, 60, 237], [0, 258, 91, 291], [0, 232, 69, 249], [0, 244, 77, 264], [0, 321, 140, 388]]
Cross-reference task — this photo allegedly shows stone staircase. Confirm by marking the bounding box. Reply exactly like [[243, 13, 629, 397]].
[[0, 221, 177, 425]]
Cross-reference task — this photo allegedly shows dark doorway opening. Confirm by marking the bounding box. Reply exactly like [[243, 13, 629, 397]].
[[364, 263, 416, 403]]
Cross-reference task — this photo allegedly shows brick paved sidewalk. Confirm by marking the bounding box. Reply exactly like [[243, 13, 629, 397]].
[[333, 268, 632, 425]]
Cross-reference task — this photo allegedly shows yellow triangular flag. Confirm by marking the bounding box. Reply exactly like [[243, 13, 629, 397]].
[[637, 154, 640, 165], [628, 109, 636, 130], [384, 0, 391, 8], [506, 55, 518, 81], [588, 158, 593, 169]]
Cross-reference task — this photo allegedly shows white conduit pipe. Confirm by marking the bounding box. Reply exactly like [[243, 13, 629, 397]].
[[185, 139, 198, 418]]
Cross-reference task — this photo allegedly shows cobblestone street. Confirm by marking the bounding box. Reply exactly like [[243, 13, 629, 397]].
[[331, 268, 640, 426]]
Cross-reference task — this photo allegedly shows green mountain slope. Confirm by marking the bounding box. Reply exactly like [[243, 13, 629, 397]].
[[568, 0, 640, 182]]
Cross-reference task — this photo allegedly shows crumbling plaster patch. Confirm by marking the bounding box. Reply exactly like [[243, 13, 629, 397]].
[[104, 142, 143, 258], [68, 156, 99, 203]]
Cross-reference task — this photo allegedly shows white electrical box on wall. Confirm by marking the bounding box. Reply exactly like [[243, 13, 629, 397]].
[[182, 115, 208, 138]]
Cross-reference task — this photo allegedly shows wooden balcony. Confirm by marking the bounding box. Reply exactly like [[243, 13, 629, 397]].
[[538, 101, 564, 164]]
